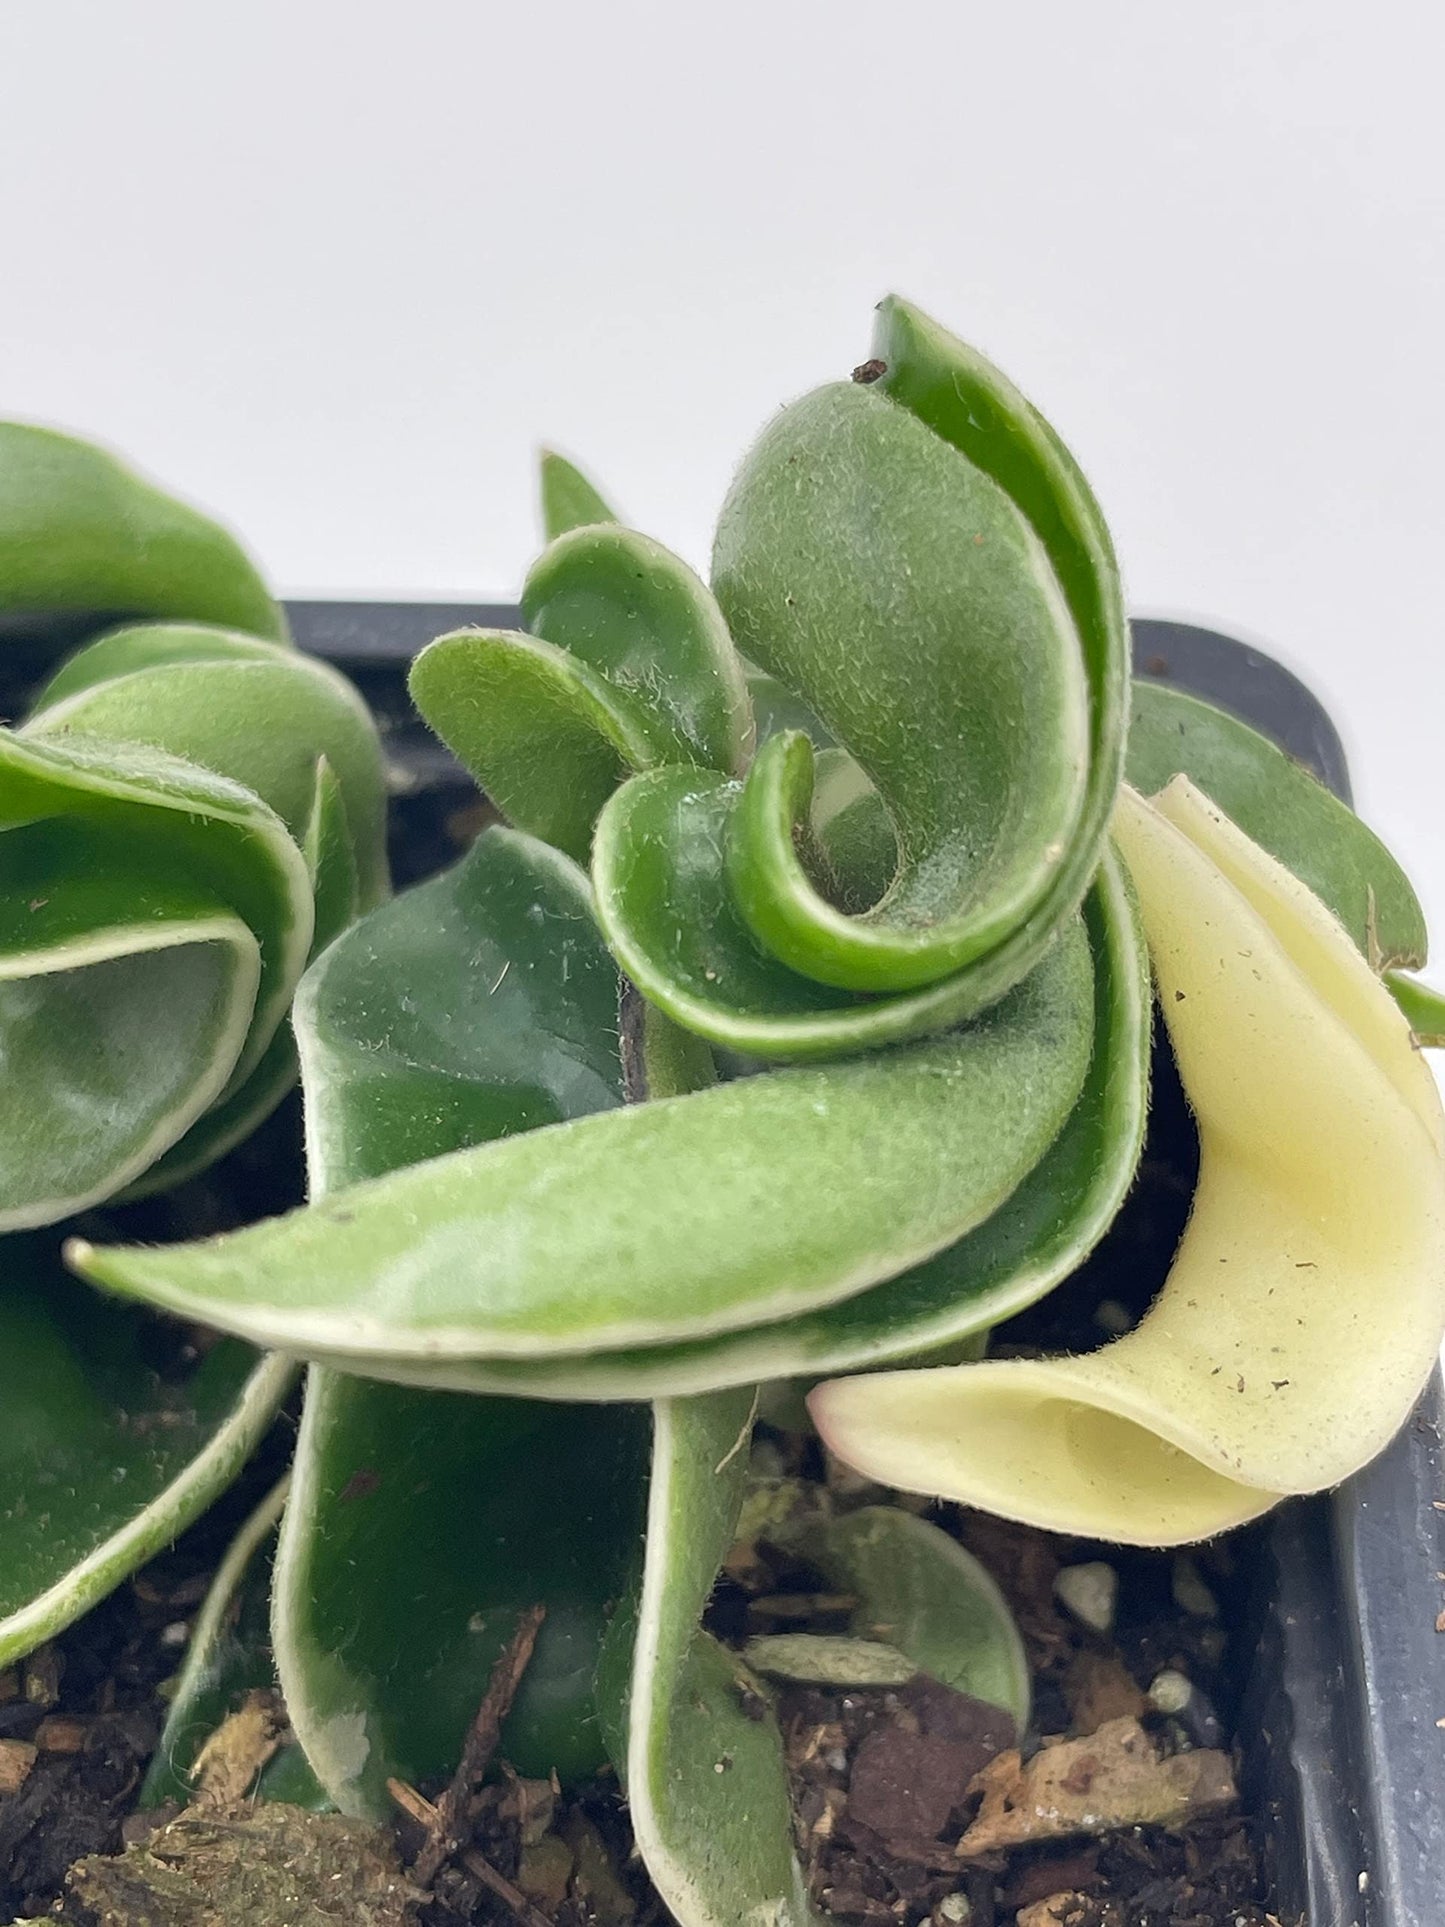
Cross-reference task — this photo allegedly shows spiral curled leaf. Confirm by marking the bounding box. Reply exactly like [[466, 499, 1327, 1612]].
[[0, 619, 387, 1223], [591, 295, 1128, 1057]]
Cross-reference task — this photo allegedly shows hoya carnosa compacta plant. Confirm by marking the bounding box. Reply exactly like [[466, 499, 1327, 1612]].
[[68, 300, 1445, 1922], [0, 425, 388, 1663]]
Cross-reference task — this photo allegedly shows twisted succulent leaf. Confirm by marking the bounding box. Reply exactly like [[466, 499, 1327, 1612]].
[[269, 828, 649, 1814], [591, 295, 1128, 1058], [609, 1392, 816, 1927], [290, 853, 1144, 1404], [812, 782, 1445, 1543], [70, 901, 1095, 1368], [411, 524, 750, 863], [0, 422, 285, 654], [0, 624, 387, 1223], [0, 1234, 293, 1666]]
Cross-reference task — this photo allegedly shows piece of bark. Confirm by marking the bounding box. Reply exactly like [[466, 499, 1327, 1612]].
[[848, 1727, 977, 1841], [0, 1737, 37, 1794], [957, 1717, 1236, 1858], [1063, 1652, 1147, 1735]]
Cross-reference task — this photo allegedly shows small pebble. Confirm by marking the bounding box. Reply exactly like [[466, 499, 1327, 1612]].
[[1148, 1668, 1193, 1716], [1172, 1555, 1220, 1618], [935, 1894, 972, 1923], [1093, 1298, 1135, 1336], [1054, 1561, 1118, 1635], [161, 1620, 192, 1648]]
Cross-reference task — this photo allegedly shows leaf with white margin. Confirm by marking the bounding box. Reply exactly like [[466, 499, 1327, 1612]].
[[0, 1234, 294, 1666], [775, 1507, 1029, 1727], [1127, 679, 1426, 967], [615, 1392, 816, 1927], [0, 731, 312, 1104], [0, 734, 311, 1228], [127, 760, 365, 1201], [302, 853, 1145, 1403], [811, 781, 1445, 1546], [69, 912, 1093, 1368], [26, 623, 389, 911], [272, 827, 649, 1815]]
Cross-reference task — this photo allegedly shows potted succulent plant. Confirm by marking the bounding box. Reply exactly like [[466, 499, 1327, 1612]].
[[2, 298, 1442, 1926]]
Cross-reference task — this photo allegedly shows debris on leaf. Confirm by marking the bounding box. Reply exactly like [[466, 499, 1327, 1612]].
[[62, 1803, 421, 1925], [189, 1689, 285, 1809], [957, 1717, 1237, 1857], [745, 1634, 917, 1687]]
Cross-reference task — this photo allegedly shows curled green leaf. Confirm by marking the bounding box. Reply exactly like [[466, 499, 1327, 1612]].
[[589, 295, 1127, 1057], [615, 1393, 815, 1927], [70, 901, 1094, 1369], [0, 618, 388, 1222], [411, 526, 750, 863], [0, 422, 285, 651], [0, 1234, 293, 1668]]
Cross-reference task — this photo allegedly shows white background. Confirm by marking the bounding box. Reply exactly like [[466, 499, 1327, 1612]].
[[2, 1, 1442, 937]]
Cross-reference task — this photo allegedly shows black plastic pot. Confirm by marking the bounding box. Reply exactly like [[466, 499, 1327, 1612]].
[[287, 602, 1443, 1927]]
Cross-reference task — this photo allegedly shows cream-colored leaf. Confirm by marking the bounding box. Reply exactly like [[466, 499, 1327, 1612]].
[[811, 780, 1445, 1545]]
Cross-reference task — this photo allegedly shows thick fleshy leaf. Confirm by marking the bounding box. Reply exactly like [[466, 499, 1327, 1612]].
[[0, 1234, 293, 1666], [585, 299, 1125, 1056], [140, 1479, 325, 1811], [539, 448, 619, 540], [411, 528, 750, 863], [327, 854, 1145, 1402], [776, 1507, 1029, 1727], [408, 628, 649, 865], [522, 526, 752, 774], [0, 823, 260, 1228], [1, 612, 385, 1217], [274, 1374, 648, 1815], [0, 421, 286, 650], [812, 783, 1445, 1544], [71, 911, 1094, 1369], [294, 824, 625, 1183], [1127, 678, 1426, 967], [26, 623, 388, 910], [0, 732, 311, 1225], [273, 825, 648, 1813], [617, 1392, 815, 1927], [126, 761, 362, 1203]]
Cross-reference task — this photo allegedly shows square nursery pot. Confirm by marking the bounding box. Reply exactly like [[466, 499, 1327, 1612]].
[[280, 602, 1444, 1927]]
